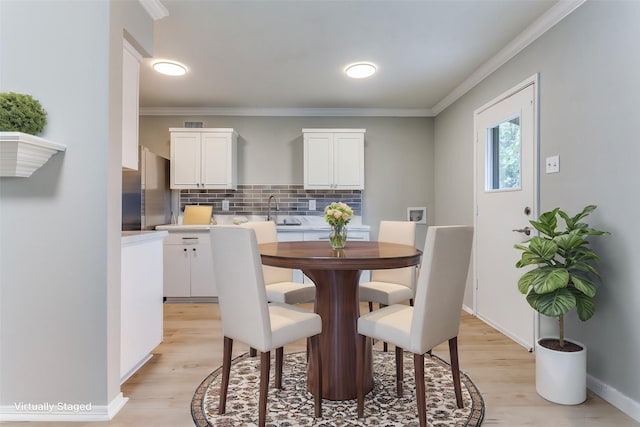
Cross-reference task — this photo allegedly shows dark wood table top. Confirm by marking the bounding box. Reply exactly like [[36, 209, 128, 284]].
[[259, 240, 422, 271]]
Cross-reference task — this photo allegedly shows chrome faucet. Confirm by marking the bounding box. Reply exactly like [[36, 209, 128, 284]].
[[267, 194, 279, 221]]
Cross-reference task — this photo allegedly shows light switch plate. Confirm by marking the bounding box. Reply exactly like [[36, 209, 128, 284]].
[[546, 155, 560, 174], [222, 200, 229, 211], [309, 200, 316, 210]]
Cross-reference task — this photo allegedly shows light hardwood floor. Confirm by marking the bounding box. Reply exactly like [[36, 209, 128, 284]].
[[4, 303, 637, 426]]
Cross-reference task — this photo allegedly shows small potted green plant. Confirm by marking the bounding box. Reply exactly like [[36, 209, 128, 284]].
[[0, 92, 47, 135], [514, 205, 609, 405], [0, 92, 65, 177]]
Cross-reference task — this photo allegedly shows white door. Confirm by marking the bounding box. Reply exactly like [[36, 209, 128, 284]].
[[474, 77, 538, 350]]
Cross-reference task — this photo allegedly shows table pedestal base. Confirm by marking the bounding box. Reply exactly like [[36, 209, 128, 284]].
[[304, 269, 373, 401]]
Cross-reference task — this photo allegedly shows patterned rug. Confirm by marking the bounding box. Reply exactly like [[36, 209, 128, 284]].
[[192, 351, 484, 426]]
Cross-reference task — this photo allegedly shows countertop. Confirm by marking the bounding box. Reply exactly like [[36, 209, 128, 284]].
[[156, 215, 370, 232], [121, 230, 168, 245], [156, 224, 216, 231]]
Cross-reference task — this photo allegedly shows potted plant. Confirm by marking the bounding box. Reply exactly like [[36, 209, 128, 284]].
[[514, 205, 609, 405], [0, 91, 65, 177], [0, 91, 47, 135]]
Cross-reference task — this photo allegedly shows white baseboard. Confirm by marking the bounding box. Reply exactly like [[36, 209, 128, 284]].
[[462, 304, 474, 314], [464, 309, 639, 421], [0, 392, 128, 422], [588, 374, 640, 422]]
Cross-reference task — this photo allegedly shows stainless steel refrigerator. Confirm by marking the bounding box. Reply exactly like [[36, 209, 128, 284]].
[[122, 147, 171, 230]]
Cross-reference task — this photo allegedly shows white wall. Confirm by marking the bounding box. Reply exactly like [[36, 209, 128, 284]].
[[434, 0, 640, 418], [140, 115, 434, 247], [0, 0, 153, 419]]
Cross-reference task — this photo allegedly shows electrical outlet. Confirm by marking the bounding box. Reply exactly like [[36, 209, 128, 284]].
[[309, 200, 316, 210], [545, 155, 560, 174], [222, 200, 229, 211]]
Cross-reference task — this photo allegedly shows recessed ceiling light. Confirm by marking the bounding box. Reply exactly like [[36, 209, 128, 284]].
[[153, 61, 187, 76], [345, 62, 377, 79]]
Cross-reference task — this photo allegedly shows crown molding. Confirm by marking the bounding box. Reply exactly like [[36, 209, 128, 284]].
[[138, 0, 168, 21], [139, 107, 434, 117], [431, 0, 585, 116]]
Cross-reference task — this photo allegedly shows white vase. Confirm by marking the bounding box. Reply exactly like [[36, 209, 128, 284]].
[[535, 337, 587, 405]]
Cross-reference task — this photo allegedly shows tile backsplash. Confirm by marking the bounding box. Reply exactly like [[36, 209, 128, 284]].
[[179, 184, 362, 217]]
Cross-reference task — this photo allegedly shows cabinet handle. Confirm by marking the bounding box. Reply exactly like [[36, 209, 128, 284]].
[[183, 248, 187, 252], [182, 237, 199, 240]]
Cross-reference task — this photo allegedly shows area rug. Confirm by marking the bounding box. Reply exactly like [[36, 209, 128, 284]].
[[192, 351, 484, 426]]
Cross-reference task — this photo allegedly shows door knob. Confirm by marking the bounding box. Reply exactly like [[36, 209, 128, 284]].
[[512, 227, 531, 236]]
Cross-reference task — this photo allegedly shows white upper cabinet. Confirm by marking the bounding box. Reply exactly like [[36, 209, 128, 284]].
[[303, 129, 365, 190], [122, 40, 141, 170], [170, 128, 238, 190]]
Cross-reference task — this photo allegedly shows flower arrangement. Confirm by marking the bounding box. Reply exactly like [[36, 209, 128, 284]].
[[324, 202, 354, 227], [324, 202, 353, 249]]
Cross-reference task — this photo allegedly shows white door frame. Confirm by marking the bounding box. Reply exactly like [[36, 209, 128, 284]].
[[472, 73, 541, 348]]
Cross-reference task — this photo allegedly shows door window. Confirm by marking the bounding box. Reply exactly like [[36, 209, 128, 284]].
[[486, 117, 521, 191]]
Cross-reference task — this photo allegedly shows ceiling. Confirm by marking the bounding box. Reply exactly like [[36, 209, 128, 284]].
[[139, 0, 576, 117]]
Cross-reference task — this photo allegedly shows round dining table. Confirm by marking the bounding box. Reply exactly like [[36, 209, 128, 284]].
[[259, 240, 422, 401]]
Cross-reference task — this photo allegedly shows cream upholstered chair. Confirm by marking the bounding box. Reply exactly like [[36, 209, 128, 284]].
[[241, 221, 317, 357], [210, 226, 322, 427], [360, 220, 417, 309], [356, 225, 474, 427], [359, 220, 416, 351], [240, 221, 316, 304]]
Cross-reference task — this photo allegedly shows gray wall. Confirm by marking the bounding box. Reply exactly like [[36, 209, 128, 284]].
[[0, 0, 153, 414], [140, 116, 434, 246], [434, 1, 640, 409]]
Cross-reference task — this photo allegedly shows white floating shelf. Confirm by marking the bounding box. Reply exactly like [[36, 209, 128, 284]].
[[0, 132, 66, 177]]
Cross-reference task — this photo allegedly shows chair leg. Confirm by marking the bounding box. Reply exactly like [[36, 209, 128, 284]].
[[249, 347, 257, 357], [356, 334, 368, 418], [414, 353, 427, 427], [379, 303, 388, 352], [275, 347, 283, 389], [395, 346, 404, 397], [368, 301, 373, 312], [309, 334, 322, 417], [259, 351, 271, 427], [219, 336, 233, 415], [449, 336, 464, 409], [409, 298, 414, 306]]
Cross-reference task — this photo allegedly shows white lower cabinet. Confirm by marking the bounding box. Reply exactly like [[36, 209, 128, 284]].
[[163, 231, 216, 297]]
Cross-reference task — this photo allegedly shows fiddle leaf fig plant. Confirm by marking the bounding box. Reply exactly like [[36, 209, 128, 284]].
[[514, 205, 610, 349], [0, 92, 47, 135]]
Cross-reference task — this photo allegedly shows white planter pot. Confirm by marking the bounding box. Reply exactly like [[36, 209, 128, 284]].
[[535, 337, 587, 405]]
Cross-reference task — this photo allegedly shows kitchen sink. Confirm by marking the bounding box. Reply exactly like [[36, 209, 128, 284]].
[[276, 217, 302, 226]]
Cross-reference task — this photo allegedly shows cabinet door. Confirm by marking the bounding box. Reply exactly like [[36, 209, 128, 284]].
[[122, 41, 140, 170], [188, 234, 217, 297], [334, 132, 364, 189], [304, 133, 333, 189], [201, 133, 231, 189], [163, 244, 191, 297], [171, 132, 201, 189]]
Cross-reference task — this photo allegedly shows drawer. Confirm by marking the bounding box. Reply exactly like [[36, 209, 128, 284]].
[[163, 232, 208, 245]]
